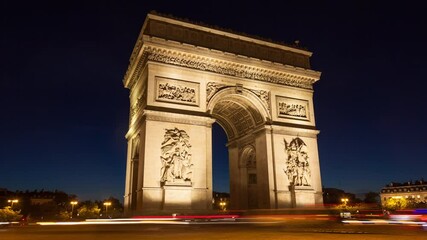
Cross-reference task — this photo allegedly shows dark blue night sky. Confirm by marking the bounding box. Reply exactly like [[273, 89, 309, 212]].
[[1, 1, 426, 201]]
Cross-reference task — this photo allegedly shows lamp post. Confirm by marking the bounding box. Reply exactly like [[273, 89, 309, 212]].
[[8, 199, 18, 208], [70, 201, 78, 218], [103, 202, 111, 218], [340, 198, 350, 218], [219, 201, 226, 211]]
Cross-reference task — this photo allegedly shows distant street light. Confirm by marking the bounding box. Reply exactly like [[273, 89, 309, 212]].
[[8, 199, 18, 208], [70, 201, 78, 218], [341, 198, 349, 205], [219, 201, 226, 211], [103, 202, 112, 218]]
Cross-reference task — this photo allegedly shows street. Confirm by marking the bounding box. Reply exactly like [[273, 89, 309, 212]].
[[1, 219, 426, 240]]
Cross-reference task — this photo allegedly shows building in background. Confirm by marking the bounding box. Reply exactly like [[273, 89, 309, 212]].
[[212, 192, 230, 211], [380, 179, 427, 205]]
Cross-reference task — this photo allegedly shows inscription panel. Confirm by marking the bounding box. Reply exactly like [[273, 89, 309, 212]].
[[276, 96, 309, 121], [155, 77, 199, 106]]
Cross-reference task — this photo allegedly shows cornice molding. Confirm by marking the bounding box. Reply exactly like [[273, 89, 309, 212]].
[[143, 110, 215, 126], [266, 125, 320, 138], [124, 45, 319, 90]]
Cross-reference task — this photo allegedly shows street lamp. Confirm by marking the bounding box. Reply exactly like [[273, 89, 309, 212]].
[[219, 201, 226, 211], [70, 201, 78, 218], [103, 202, 111, 218], [341, 198, 349, 205], [8, 199, 18, 208]]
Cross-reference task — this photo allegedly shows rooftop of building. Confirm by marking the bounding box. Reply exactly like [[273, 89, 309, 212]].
[[383, 179, 426, 188]]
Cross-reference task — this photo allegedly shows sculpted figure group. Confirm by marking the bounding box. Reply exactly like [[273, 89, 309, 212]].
[[278, 102, 307, 118], [158, 83, 196, 103], [160, 128, 193, 184], [284, 137, 311, 186]]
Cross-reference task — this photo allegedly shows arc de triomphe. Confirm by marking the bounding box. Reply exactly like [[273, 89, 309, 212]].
[[123, 13, 323, 214]]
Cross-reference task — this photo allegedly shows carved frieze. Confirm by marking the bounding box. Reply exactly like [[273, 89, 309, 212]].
[[207, 82, 270, 111], [160, 128, 193, 185], [276, 96, 309, 121], [140, 47, 315, 90], [249, 89, 270, 110], [156, 77, 199, 106], [283, 137, 311, 187], [206, 82, 228, 102]]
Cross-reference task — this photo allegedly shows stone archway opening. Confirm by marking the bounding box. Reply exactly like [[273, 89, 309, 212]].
[[212, 122, 229, 194], [208, 89, 268, 209]]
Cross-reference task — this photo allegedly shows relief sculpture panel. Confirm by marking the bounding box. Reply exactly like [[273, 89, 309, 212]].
[[276, 96, 309, 121], [160, 128, 193, 185], [206, 82, 228, 102], [283, 137, 311, 187], [156, 77, 199, 106], [250, 89, 270, 110]]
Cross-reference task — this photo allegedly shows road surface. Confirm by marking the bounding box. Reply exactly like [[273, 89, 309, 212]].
[[1, 219, 426, 240]]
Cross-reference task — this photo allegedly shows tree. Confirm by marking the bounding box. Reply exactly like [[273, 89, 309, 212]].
[[77, 201, 101, 219], [323, 188, 358, 205], [334, 201, 361, 213], [0, 207, 23, 222], [383, 197, 408, 211], [58, 210, 71, 220], [101, 197, 124, 218], [29, 201, 60, 221], [364, 192, 380, 204], [7, 189, 77, 220]]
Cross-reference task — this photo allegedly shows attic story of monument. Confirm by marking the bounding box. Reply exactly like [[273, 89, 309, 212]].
[[122, 13, 323, 214]]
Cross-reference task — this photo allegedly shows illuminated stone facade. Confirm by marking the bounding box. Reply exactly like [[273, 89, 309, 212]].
[[380, 180, 427, 205], [123, 13, 323, 214]]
